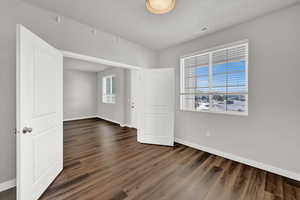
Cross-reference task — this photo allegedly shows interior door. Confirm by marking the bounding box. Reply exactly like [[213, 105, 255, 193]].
[[130, 70, 139, 128], [138, 68, 175, 146], [16, 25, 63, 200]]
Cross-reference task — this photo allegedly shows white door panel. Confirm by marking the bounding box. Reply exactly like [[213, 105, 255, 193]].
[[138, 68, 175, 146], [17, 25, 63, 200]]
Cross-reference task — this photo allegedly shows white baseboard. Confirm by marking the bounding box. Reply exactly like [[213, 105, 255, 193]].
[[96, 116, 122, 125], [0, 179, 16, 192], [175, 138, 300, 181], [63, 115, 98, 122], [120, 123, 136, 128], [96, 116, 137, 129], [64, 115, 135, 128]]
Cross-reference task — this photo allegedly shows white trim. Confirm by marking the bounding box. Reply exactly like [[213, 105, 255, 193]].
[[96, 116, 122, 126], [180, 39, 249, 59], [61, 50, 141, 70], [0, 179, 16, 192], [63, 115, 98, 122], [63, 116, 136, 128], [120, 123, 136, 128], [175, 138, 300, 181], [96, 116, 136, 128], [180, 109, 248, 116]]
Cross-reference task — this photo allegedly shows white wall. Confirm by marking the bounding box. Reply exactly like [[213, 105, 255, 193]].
[[63, 70, 98, 120], [97, 68, 131, 125], [158, 4, 300, 179], [0, 0, 156, 184]]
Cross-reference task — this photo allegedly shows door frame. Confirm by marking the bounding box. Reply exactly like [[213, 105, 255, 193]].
[[61, 51, 141, 70], [61, 50, 142, 129]]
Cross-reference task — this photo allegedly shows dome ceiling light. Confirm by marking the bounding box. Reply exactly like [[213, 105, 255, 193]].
[[146, 0, 176, 14]]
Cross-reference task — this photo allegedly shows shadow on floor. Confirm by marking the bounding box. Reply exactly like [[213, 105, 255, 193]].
[[0, 187, 16, 200]]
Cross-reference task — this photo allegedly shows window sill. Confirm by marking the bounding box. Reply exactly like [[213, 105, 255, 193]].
[[102, 102, 116, 104], [180, 109, 248, 116]]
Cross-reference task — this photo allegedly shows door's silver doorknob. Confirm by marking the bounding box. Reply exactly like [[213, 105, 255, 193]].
[[22, 127, 33, 134]]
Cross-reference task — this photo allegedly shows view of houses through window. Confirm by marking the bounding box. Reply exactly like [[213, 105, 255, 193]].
[[180, 42, 248, 115]]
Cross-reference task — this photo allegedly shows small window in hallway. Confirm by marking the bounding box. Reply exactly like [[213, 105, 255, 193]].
[[103, 75, 116, 104]]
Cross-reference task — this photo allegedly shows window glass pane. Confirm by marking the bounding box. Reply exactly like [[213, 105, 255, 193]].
[[212, 47, 247, 94], [227, 86, 247, 93], [111, 77, 116, 95], [181, 94, 210, 111], [184, 75, 196, 92], [196, 87, 209, 93], [212, 63, 246, 85], [185, 65, 196, 77], [102, 78, 106, 94], [227, 71, 246, 86], [227, 61, 245, 72], [211, 94, 247, 113], [106, 77, 111, 94], [111, 94, 116, 104], [103, 95, 108, 103], [183, 54, 209, 94], [211, 87, 227, 93], [212, 63, 227, 74], [181, 94, 196, 111], [211, 94, 226, 112], [212, 71, 246, 92], [195, 95, 210, 111], [228, 46, 246, 62], [196, 67, 209, 88], [226, 95, 247, 113], [195, 66, 209, 76], [212, 74, 227, 88]]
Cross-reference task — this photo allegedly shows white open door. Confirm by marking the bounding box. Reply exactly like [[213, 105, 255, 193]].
[[138, 68, 175, 146], [16, 25, 63, 200]]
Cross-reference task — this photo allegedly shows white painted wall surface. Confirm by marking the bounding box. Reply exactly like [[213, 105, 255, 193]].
[[63, 70, 98, 120], [158, 4, 300, 179]]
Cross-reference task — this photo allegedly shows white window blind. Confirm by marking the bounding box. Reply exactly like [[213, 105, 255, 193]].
[[180, 42, 248, 115], [103, 75, 116, 104]]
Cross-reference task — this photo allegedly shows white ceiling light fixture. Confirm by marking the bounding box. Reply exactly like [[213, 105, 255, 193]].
[[146, 0, 176, 14]]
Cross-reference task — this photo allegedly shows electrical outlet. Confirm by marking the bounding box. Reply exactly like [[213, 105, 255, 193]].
[[206, 131, 211, 137]]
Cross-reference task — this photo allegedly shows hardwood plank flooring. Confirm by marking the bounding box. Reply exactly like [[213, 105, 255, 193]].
[[1, 118, 300, 200]]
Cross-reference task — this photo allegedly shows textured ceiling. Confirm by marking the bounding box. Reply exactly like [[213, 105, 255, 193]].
[[23, 0, 300, 49]]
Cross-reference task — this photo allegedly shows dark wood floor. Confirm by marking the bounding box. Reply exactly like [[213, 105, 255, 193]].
[[1, 118, 300, 200]]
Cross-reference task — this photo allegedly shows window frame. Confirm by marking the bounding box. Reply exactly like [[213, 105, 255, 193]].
[[180, 40, 249, 116], [102, 75, 116, 104]]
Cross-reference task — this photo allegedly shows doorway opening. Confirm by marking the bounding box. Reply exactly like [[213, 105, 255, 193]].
[[62, 51, 139, 129]]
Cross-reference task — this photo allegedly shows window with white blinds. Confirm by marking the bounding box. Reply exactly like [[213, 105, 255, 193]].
[[180, 42, 248, 115], [103, 75, 116, 104]]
